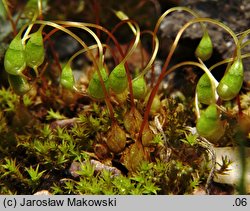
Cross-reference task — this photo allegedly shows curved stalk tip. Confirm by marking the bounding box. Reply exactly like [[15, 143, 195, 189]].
[[139, 17, 240, 140]]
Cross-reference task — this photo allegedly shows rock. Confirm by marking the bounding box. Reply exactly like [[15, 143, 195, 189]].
[[212, 147, 250, 193], [159, 0, 250, 81], [33, 190, 52, 195]]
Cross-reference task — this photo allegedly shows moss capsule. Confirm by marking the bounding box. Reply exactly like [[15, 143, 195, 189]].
[[23, 0, 39, 19], [217, 58, 244, 101], [124, 108, 143, 137], [106, 123, 127, 154], [195, 31, 213, 61], [115, 89, 128, 104], [25, 28, 45, 70], [8, 74, 30, 95], [145, 94, 161, 115], [196, 104, 225, 143], [4, 35, 26, 75], [87, 67, 109, 100], [142, 124, 154, 147], [197, 73, 215, 105], [109, 63, 128, 94], [132, 76, 147, 99], [121, 143, 146, 173], [60, 63, 75, 90]]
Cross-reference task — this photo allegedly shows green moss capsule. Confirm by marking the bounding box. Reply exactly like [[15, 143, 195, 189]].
[[145, 94, 161, 115], [151, 95, 161, 114], [23, 0, 39, 19], [196, 73, 215, 105], [60, 63, 75, 90], [25, 28, 45, 70], [109, 63, 128, 94], [115, 89, 128, 104], [195, 31, 213, 61], [106, 123, 127, 153], [87, 67, 109, 100], [196, 104, 225, 143], [4, 34, 26, 75], [142, 124, 154, 147], [217, 58, 244, 101], [8, 74, 30, 95], [132, 76, 147, 100]]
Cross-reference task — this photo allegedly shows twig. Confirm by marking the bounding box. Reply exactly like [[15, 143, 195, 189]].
[[197, 136, 216, 195]]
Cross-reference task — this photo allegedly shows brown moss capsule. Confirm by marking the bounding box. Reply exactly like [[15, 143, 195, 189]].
[[121, 143, 146, 173], [94, 144, 111, 160], [124, 108, 143, 137], [106, 123, 127, 154], [142, 124, 155, 147]]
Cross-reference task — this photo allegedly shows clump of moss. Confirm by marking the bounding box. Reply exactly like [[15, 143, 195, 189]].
[[1, 1, 249, 195], [0, 90, 210, 194]]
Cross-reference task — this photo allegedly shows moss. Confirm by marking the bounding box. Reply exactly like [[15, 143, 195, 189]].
[[0, 1, 249, 195]]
